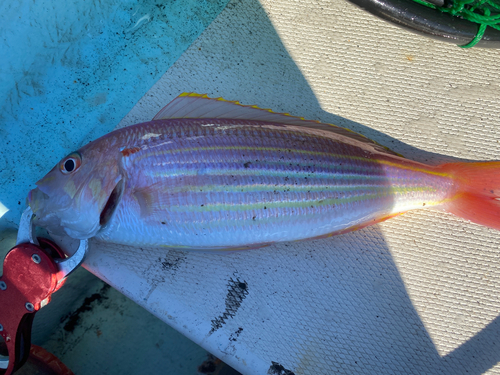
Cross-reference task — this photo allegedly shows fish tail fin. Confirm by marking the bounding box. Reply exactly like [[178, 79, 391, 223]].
[[438, 161, 500, 230]]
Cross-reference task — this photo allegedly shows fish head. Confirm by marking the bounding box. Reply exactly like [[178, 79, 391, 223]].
[[28, 144, 124, 239]]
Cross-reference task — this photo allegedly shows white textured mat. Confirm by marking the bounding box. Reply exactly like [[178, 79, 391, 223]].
[[83, 0, 500, 373]]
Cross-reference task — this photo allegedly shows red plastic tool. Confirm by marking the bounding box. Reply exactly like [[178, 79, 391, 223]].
[[0, 208, 88, 375]]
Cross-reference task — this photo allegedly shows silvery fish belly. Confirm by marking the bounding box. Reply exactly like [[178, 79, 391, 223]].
[[28, 93, 500, 251]]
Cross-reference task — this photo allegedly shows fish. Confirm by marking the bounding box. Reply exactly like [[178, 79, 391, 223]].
[[28, 92, 500, 251]]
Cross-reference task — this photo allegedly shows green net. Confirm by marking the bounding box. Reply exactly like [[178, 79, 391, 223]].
[[412, 0, 500, 47]]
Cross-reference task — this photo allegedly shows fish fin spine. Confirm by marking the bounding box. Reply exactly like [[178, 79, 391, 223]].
[[153, 92, 403, 157]]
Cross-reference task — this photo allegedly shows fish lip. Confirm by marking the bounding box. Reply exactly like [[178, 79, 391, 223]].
[[99, 178, 125, 229], [27, 187, 65, 234], [28, 187, 49, 215]]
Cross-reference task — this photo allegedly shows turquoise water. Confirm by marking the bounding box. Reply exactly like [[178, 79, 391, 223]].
[[0, 0, 228, 230]]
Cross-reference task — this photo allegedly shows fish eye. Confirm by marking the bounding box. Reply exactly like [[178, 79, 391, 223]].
[[60, 152, 82, 174]]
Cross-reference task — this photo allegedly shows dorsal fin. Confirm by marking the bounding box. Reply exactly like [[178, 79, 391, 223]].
[[153, 92, 402, 157]]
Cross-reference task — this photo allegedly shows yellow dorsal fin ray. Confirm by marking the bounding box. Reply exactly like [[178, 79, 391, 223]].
[[153, 92, 402, 157]]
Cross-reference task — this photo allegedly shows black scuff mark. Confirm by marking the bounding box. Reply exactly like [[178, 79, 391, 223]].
[[210, 275, 248, 334], [229, 327, 243, 342], [62, 284, 111, 332], [222, 327, 244, 356], [268, 362, 296, 375], [159, 251, 186, 272], [142, 250, 187, 280], [142, 251, 187, 302]]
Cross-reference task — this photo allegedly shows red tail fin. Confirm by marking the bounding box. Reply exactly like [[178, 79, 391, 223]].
[[438, 162, 500, 230]]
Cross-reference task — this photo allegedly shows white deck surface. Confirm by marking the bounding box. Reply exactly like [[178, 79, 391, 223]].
[[79, 0, 500, 373]]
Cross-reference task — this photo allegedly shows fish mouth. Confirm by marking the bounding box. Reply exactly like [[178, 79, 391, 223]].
[[99, 178, 125, 228], [28, 188, 50, 218], [27, 187, 68, 236]]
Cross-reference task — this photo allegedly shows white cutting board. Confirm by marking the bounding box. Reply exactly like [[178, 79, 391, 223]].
[[79, 0, 500, 373]]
